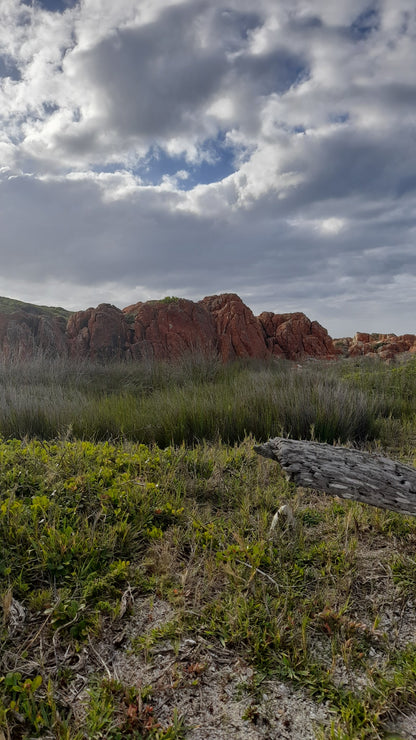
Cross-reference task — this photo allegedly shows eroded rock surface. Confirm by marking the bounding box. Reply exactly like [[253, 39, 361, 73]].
[[259, 311, 339, 361], [124, 298, 217, 360], [67, 304, 131, 360], [0, 311, 68, 360], [200, 293, 269, 362]]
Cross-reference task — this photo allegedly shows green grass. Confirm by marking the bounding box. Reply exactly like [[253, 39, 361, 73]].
[[1, 355, 416, 737], [1, 434, 416, 738], [0, 354, 406, 445]]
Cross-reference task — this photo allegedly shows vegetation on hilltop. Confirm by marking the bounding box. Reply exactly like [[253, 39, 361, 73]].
[[0, 296, 71, 320]]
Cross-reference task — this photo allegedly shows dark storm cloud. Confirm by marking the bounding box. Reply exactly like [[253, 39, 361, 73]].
[[1, 171, 415, 330], [348, 5, 380, 40], [283, 126, 416, 209], [60, 1, 307, 155], [21, 0, 78, 12], [68, 2, 230, 141], [211, 9, 262, 52]]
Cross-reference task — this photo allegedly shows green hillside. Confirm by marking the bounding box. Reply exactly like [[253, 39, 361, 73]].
[[0, 295, 72, 319]]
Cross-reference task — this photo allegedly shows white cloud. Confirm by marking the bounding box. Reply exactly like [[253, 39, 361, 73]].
[[0, 0, 416, 335], [317, 217, 346, 235]]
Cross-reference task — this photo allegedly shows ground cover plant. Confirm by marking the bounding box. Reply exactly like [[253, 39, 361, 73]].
[[1, 355, 416, 738]]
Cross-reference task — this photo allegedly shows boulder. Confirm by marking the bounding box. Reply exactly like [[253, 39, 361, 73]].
[[336, 332, 416, 360]]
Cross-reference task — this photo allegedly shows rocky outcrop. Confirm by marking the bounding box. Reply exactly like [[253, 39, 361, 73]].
[[3, 292, 413, 364], [0, 294, 344, 363], [66, 304, 132, 360], [259, 311, 339, 361], [0, 310, 68, 360], [200, 293, 269, 362], [123, 298, 217, 360], [334, 332, 416, 360]]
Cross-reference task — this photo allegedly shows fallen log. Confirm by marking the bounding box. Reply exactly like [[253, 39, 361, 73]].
[[253, 437, 416, 516]]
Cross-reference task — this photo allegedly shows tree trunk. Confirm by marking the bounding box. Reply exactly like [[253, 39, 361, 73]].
[[254, 437, 416, 516]]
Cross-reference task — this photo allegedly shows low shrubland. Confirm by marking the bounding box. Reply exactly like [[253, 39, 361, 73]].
[[1, 355, 416, 738]]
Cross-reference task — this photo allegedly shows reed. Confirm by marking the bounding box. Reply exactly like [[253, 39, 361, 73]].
[[1, 353, 415, 445]]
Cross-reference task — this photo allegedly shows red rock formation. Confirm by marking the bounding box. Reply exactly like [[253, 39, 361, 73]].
[[123, 298, 217, 360], [335, 332, 416, 360], [66, 304, 131, 360], [6, 292, 416, 364], [200, 293, 269, 362], [0, 311, 68, 359], [258, 311, 339, 361]]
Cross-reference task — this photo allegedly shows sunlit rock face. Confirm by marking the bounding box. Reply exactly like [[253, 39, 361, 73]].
[[199, 293, 269, 362], [124, 298, 217, 360], [258, 311, 340, 361]]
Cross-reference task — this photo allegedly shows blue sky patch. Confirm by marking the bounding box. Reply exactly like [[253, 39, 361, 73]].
[[137, 139, 237, 189], [329, 112, 350, 124], [21, 0, 78, 12], [349, 6, 379, 40], [0, 55, 21, 80]]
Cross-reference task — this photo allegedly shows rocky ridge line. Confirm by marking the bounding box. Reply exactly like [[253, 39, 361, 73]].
[[0, 293, 414, 362]]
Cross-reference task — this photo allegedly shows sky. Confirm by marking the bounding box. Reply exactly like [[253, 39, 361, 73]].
[[1, 0, 416, 337]]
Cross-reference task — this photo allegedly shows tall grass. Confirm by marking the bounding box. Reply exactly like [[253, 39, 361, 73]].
[[73, 366, 381, 445], [0, 354, 404, 444]]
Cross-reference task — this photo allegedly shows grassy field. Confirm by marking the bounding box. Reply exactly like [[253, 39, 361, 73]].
[[0, 353, 413, 446], [1, 355, 416, 738]]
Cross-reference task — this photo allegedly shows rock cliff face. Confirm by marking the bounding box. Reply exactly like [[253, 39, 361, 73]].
[[4, 292, 411, 363], [66, 304, 131, 360], [258, 311, 338, 361], [0, 293, 344, 363], [200, 293, 269, 362], [124, 298, 217, 360], [0, 310, 67, 360]]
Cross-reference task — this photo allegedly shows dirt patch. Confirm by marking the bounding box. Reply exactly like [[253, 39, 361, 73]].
[[70, 597, 332, 738], [4, 592, 416, 738]]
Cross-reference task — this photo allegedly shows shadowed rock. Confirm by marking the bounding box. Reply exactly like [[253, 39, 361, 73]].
[[0, 310, 68, 360], [67, 304, 131, 360]]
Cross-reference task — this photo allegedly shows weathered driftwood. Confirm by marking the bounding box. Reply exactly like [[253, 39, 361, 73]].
[[254, 437, 416, 516]]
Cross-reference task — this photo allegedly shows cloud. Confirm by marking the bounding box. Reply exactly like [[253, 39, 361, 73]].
[[1, 0, 416, 336]]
